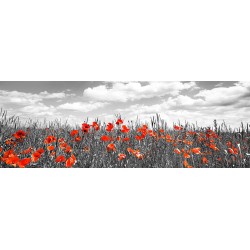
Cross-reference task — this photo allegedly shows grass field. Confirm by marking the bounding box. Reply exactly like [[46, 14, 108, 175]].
[[0, 109, 250, 168]]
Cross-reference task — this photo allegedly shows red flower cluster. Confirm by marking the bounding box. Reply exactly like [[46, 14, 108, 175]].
[[0, 117, 249, 168]]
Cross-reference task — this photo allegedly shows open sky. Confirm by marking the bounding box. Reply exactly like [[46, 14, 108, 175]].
[[0, 81, 249, 128]]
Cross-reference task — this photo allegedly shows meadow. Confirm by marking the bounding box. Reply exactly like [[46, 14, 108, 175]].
[[0, 109, 249, 168]]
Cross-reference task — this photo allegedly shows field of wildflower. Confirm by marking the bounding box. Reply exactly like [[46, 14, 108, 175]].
[[0, 109, 250, 168]]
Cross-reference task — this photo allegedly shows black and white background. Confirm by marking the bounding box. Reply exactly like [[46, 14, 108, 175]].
[[1, 0, 250, 250]]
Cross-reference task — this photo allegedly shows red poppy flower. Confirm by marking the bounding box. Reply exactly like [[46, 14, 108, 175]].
[[183, 139, 192, 145], [107, 143, 116, 152], [92, 121, 100, 131], [47, 145, 55, 151], [36, 148, 45, 154], [18, 158, 31, 168], [183, 160, 189, 167], [135, 135, 143, 141], [121, 125, 130, 133], [70, 130, 78, 137], [118, 153, 126, 160], [13, 130, 26, 139], [58, 138, 65, 143], [202, 157, 209, 164], [44, 135, 56, 144], [174, 125, 183, 131], [183, 160, 193, 168], [135, 152, 144, 160], [116, 118, 123, 125], [122, 137, 130, 142], [183, 152, 190, 159], [75, 136, 81, 142], [206, 129, 219, 139], [66, 154, 76, 167], [127, 148, 135, 154], [106, 123, 114, 132], [228, 148, 234, 154], [232, 147, 238, 155], [174, 148, 181, 154], [187, 131, 197, 136], [2, 149, 15, 158], [166, 134, 172, 141], [209, 144, 219, 151], [59, 142, 68, 149], [101, 135, 110, 142], [82, 123, 90, 133], [192, 148, 201, 155], [5, 155, 20, 165], [31, 151, 41, 162], [20, 147, 33, 155], [56, 155, 66, 163], [137, 127, 147, 133], [5, 138, 15, 145], [148, 130, 156, 137], [65, 145, 72, 153]]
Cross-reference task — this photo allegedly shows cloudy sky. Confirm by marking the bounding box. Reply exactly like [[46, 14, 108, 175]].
[[0, 81, 249, 128]]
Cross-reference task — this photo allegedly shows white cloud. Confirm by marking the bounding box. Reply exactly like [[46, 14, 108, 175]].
[[165, 95, 205, 109], [0, 90, 41, 105], [0, 89, 70, 122], [195, 82, 250, 106], [113, 82, 250, 128], [115, 95, 205, 114], [19, 102, 59, 116], [1, 82, 249, 128], [57, 102, 108, 112], [39, 91, 67, 99], [83, 81, 196, 102], [0, 90, 73, 106], [0, 89, 107, 124]]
